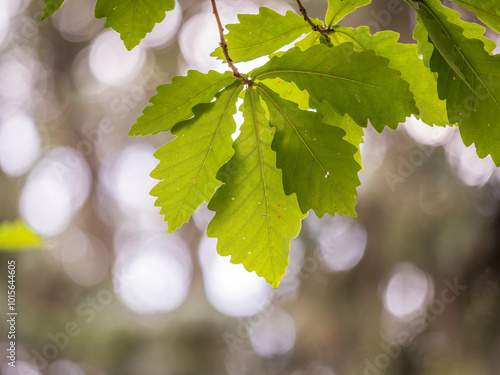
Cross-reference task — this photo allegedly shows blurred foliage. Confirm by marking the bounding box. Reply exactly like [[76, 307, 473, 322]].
[[0, 220, 42, 250]]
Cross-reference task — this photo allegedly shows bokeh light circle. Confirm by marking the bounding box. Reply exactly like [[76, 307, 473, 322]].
[[114, 235, 192, 315], [249, 307, 296, 357], [199, 236, 272, 317], [0, 113, 40, 176], [383, 263, 434, 319], [89, 30, 146, 86]]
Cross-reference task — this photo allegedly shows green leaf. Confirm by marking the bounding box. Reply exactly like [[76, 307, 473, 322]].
[[211, 7, 311, 63], [330, 26, 449, 127], [41, 0, 65, 21], [251, 44, 418, 131], [326, 0, 371, 27], [130, 71, 237, 136], [151, 82, 243, 233], [450, 0, 500, 34], [295, 32, 322, 51], [416, 2, 497, 56], [0, 220, 42, 251], [261, 78, 310, 110], [414, 0, 500, 164], [261, 78, 364, 168], [258, 84, 360, 217], [207, 88, 305, 288], [319, 102, 364, 168], [95, 0, 175, 50]]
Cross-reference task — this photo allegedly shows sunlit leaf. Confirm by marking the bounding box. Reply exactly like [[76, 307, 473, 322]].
[[258, 84, 360, 217], [0, 220, 42, 251], [326, 0, 371, 27], [319, 102, 364, 168], [41, 0, 65, 21], [330, 26, 449, 127], [261, 79, 363, 168], [295, 32, 322, 51], [211, 7, 311, 63], [151, 82, 243, 232], [450, 0, 500, 33], [130, 71, 237, 136], [207, 88, 305, 288], [415, 0, 500, 164], [95, 0, 175, 50], [251, 43, 418, 131], [261, 78, 310, 110]]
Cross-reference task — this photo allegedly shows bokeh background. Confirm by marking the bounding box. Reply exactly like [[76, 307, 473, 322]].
[[1, 0, 500, 374]]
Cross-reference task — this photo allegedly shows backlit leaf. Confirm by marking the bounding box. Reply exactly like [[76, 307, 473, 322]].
[[251, 44, 418, 131], [151, 82, 243, 232], [319, 102, 364, 168], [450, 0, 500, 33], [326, 0, 371, 27], [415, 0, 500, 164], [130, 71, 237, 136], [261, 79, 364, 167], [207, 88, 305, 288], [261, 78, 310, 110], [211, 7, 311, 63], [330, 26, 449, 127], [295, 32, 322, 51], [258, 84, 360, 217], [95, 0, 175, 50]]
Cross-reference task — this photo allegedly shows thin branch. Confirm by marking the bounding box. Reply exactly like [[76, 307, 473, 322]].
[[210, 0, 250, 84], [295, 0, 332, 44], [296, 0, 322, 32]]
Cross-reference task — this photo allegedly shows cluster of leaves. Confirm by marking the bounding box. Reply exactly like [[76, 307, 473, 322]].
[[42, 0, 500, 287]]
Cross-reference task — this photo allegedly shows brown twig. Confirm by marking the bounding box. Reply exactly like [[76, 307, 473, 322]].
[[210, 0, 250, 84], [296, 0, 322, 32], [295, 0, 332, 45]]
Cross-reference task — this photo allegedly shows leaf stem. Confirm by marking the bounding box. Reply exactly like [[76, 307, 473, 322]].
[[404, 0, 418, 12], [210, 0, 251, 85]]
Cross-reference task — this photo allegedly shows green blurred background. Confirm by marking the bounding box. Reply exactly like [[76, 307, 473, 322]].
[[1, 0, 500, 374]]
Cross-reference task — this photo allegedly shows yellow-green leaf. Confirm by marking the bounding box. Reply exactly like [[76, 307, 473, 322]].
[[207, 88, 305, 288], [450, 0, 500, 33], [211, 7, 311, 63], [326, 0, 371, 27], [151, 82, 243, 232], [130, 71, 237, 136], [252, 44, 418, 131], [95, 0, 175, 50]]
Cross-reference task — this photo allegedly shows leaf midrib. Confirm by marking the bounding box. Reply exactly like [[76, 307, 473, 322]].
[[254, 70, 413, 103], [229, 25, 310, 53], [328, 1, 361, 27], [249, 88, 277, 285], [258, 86, 351, 210], [419, 1, 500, 110], [170, 84, 243, 228], [134, 76, 236, 132]]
